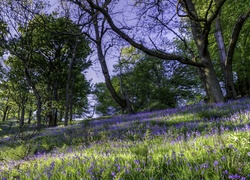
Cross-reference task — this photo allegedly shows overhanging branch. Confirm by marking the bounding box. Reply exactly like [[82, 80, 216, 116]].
[[86, 0, 205, 68]]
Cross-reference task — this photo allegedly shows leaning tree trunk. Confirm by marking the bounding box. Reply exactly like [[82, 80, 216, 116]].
[[2, 105, 9, 122], [93, 16, 134, 114], [96, 41, 134, 114]]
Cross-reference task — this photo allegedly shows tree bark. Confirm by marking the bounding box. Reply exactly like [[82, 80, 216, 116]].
[[214, 14, 230, 97]]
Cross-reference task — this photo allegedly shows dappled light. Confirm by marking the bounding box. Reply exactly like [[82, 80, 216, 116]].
[[0, 98, 250, 179]]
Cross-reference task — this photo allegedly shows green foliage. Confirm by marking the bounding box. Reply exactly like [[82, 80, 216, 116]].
[[93, 81, 123, 116], [3, 13, 92, 126], [94, 48, 203, 115], [197, 109, 230, 119]]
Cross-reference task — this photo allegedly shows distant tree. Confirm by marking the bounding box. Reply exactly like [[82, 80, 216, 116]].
[[94, 47, 203, 114], [5, 12, 91, 127], [4, 57, 31, 126], [114, 47, 202, 111], [1, 0, 50, 128], [0, 83, 11, 122]]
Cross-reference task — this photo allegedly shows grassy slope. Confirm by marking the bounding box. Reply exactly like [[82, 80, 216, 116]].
[[0, 98, 250, 179]]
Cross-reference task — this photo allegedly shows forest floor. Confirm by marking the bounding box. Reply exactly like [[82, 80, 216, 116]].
[[0, 98, 250, 179]]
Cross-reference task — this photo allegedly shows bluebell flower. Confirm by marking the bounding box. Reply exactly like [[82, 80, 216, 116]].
[[111, 171, 116, 177], [213, 160, 219, 166]]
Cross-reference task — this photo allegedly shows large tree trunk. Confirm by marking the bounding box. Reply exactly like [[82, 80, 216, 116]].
[[181, 0, 224, 103], [202, 60, 224, 103]]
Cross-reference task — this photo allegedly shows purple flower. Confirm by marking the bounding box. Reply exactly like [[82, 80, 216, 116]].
[[200, 162, 209, 169], [229, 174, 241, 179], [223, 170, 229, 174], [117, 165, 121, 172], [111, 171, 116, 177], [134, 160, 140, 165], [247, 152, 250, 156], [213, 160, 219, 166], [221, 156, 226, 161]]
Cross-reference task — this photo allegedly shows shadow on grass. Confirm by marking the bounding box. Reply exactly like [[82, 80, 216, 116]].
[[0, 98, 249, 160]]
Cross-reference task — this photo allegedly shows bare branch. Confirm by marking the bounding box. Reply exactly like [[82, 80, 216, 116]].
[[86, 0, 205, 67]]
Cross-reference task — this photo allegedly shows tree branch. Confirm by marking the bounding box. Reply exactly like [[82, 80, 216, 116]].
[[86, 0, 205, 67], [226, 10, 250, 66]]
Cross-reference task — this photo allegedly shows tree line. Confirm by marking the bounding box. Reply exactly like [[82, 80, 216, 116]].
[[0, 0, 249, 128]]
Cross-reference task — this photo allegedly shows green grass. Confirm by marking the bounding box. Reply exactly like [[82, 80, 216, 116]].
[[0, 98, 250, 179]]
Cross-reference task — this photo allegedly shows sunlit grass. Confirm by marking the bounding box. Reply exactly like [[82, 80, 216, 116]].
[[0, 98, 250, 179]]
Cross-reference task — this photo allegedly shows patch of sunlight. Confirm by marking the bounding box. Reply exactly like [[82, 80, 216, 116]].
[[167, 113, 198, 124]]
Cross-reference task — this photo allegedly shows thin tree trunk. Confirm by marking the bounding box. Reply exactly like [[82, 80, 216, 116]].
[[214, 15, 231, 97], [28, 109, 32, 124], [25, 68, 42, 129], [20, 105, 25, 127], [2, 106, 9, 122], [65, 37, 78, 126], [93, 16, 134, 114], [69, 74, 75, 122], [17, 107, 20, 122], [51, 81, 58, 127]]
